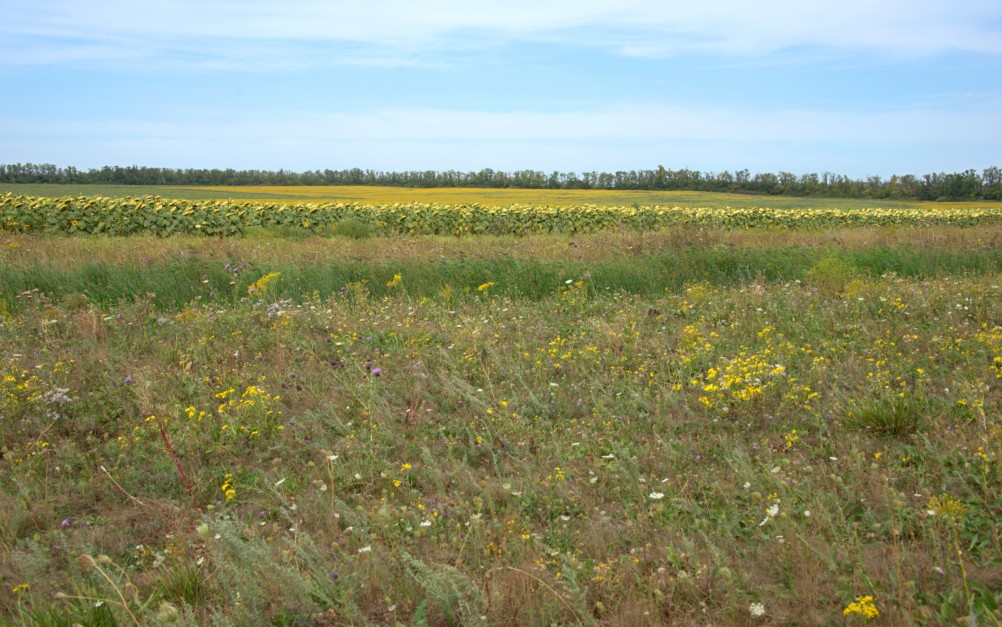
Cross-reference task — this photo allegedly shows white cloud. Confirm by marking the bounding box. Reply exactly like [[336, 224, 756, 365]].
[[8, 103, 997, 144], [2, 0, 1000, 69]]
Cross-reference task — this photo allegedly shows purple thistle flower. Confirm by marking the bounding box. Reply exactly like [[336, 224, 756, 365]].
[[371, 368, 382, 377]]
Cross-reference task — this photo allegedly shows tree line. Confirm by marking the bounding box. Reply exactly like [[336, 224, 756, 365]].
[[2, 163, 1000, 201]]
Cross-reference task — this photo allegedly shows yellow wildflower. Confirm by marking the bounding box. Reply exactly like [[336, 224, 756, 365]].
[[843, 595, 879, 619], [248, 272, 281, 296]]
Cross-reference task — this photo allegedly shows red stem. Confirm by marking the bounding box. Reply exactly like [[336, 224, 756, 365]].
[[159, 426, 201, 513]]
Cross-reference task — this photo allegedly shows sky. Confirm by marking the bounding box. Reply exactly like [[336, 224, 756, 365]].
[[1, 0, 1000, 178]]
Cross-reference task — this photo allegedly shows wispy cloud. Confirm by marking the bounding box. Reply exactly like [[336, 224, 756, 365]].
[[3, 0, 1000, 69], [2, 1, 998, 174], [7, 102, 998, 143]]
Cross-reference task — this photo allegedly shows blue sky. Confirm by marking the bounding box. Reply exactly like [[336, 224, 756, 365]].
[[1, 0, 1000, 177]]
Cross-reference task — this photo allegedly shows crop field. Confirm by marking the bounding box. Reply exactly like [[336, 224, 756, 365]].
[[4, 184, 1002, 210], [0, 194, 1000, 625], [5, 193, 1002, 239]]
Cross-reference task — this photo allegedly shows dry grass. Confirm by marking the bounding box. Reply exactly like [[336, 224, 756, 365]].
[[1, 229, 1000, 625]]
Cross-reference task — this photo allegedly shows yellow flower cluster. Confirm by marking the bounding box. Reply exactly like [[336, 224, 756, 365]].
[[221, 473, 236, 501], [248, 272, 281, 297], [927, 494, 966, 519], [843, 595, 879, 619]]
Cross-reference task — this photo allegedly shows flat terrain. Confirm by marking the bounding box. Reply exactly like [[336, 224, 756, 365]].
[[4, 183, 1002, 210], [0, 206, 1000, 625]]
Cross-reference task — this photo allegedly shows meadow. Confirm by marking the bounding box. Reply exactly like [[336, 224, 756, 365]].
[[0, 191, 1000, 625]]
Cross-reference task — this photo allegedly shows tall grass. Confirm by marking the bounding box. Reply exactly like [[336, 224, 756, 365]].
[[2, 244, 999, 313], [1, 229, 1000, 625]]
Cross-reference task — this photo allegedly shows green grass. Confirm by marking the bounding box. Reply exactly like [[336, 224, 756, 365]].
[[1, 242, 1000, 314], [1, 229, 1000, 625]]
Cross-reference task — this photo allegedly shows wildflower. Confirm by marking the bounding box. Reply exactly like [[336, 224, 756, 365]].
[[221, 474, 236, 501], [248, 272, 281, 297], [649, 491, 665, 500], [784, 428, 799, 448], [927, 494, 966, 519], [843, 595, 879, 619], [371, 367, 382, 377], [759, 500, 780, 526], [749, 602, 765, 617], [386, 273, 402, 289], [11, 583, 29, 595], [357, 545, 372, 554], [476, 281, 495, 293]]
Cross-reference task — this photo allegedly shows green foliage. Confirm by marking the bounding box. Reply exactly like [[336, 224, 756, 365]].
[[808, 254, 862, 295], [330, 218, 377, 239], [5, 193, 1002, 238], [844, 393, 931, 437], [155, 560, 208, 606]]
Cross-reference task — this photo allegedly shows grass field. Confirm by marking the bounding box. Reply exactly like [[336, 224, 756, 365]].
[[4, 183, 1002, 210], [1, 218, 1000, 624]]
